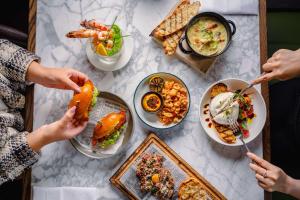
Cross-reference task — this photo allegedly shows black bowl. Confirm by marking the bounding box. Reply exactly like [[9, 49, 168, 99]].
[[179, 12, 236, 58], [141, 91, 163, 113]]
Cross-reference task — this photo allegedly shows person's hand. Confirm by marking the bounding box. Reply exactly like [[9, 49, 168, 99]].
[[26, 61, 88, 92], [43, 106, 88, 142], [247, 152, 291, 193], [252, 49, 300, 84], [27, 106, 87, 152]]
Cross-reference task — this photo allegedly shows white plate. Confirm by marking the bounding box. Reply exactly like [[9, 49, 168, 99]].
[[199, 78, 266, 146], [133, 72, 190, 129], [86, 36, 133, 71]]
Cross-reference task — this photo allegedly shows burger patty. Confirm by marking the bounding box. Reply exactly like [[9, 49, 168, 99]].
[[136, 153, 175, 200]]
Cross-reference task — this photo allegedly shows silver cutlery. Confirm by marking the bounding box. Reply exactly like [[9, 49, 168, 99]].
[[239, 83, 254, 95], [228, 118, 251, 152], [239, 72, 267, 95]]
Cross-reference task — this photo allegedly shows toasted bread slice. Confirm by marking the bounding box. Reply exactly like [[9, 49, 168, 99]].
[[162, 29, 184, 55], [213, 121, 236, 144], [153, 1, 200, 38], [210, 83, 228, 98], [150, 0, 189, 37], [179, 178, 209, 200]]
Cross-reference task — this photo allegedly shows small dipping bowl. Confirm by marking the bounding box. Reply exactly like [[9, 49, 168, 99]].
[[141, 92, 163, 113]]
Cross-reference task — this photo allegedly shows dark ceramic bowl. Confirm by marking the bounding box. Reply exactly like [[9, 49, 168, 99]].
[[179, 12, 236, 58]]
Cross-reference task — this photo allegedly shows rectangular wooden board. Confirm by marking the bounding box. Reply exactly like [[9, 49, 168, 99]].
[[110, 133, 226, 200]]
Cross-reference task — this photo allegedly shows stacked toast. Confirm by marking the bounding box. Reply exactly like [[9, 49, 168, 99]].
[[150, 0, 201, 55]]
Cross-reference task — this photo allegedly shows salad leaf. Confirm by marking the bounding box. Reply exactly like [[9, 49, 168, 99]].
[[241, 120, 248, 130], [91, 87, 99, 107], [99, 125, 126, 148], [107, 24, 123, 56]]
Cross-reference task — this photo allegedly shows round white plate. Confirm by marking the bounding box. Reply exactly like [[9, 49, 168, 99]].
[[133, 72, 190, 129], [86, 36, 133, 71], [199, 78, 266, 146]]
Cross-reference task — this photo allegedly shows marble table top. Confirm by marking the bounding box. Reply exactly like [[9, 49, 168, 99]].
[[32, 0, 263, 199]]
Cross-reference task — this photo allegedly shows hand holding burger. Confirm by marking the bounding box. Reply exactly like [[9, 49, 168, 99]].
[[26, 61, 88, 92], [68, 80, 99, 124], [27, 106, 88, 152], [25, 62, 91, 152]]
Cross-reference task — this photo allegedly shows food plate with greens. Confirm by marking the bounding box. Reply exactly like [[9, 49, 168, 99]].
[[66, 19, 133, 71], [70, 91, 134, 159], [199, 78, 266, 146]]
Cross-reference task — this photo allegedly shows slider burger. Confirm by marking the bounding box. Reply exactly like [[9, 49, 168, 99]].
[[92, 111, 126, 148], [68, 80, 99, 122]]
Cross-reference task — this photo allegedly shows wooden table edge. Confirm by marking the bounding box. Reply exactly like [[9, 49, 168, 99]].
[[259, 0, 272, 199], [22, 0, 37, 200]]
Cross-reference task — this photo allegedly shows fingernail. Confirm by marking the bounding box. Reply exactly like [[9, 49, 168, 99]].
[[71, 106, 76, 113]]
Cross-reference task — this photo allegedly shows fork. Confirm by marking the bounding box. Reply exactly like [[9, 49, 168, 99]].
[[227, 118, 251, 152]]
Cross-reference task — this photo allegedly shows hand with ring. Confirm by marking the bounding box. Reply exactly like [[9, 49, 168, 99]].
[[247, 152, 300, 196]]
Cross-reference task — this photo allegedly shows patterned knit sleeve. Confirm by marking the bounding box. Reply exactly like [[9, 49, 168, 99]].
[[0, 112, 40, 184], [0, 130, 39, 184], [0, 39, 40, 83]]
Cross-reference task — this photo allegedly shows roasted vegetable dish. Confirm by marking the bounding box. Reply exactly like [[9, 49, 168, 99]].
[[204, 83, 255, 144], [136, 153, 175, 200]]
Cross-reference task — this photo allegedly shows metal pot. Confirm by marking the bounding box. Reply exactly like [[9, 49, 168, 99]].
[[179, 12, 236, 58]]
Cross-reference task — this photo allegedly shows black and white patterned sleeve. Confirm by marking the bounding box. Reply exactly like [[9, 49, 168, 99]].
[[0, 39, 40, 83], [0, 112, 40, 184], [0, 129, 40, 184]]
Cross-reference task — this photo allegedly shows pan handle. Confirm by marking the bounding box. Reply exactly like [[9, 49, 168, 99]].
[[227, 20, 236, 36], [178, 36, 193, 54]]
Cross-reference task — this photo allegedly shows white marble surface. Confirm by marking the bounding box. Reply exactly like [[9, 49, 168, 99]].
[[32, 0, 263, 199]]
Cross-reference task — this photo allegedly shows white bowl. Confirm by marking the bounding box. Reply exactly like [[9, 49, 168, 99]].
[[86, 36, 133, 71], [199, 78, 266, 146], [133, 72, 190, 129]]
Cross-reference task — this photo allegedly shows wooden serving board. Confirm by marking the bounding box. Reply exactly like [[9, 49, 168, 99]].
[[150, 0, 216, 74], [110, 133, 226, 200]]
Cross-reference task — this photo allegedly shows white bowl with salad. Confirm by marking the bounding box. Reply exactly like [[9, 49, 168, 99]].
[[199, 78, 267, 146], [66, 19, 133, 71], [89, 24, 123, 63]]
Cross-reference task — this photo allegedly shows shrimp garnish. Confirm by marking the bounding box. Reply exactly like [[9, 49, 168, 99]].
[[65, 29, 98, 38], [80, 19, 108, 31]]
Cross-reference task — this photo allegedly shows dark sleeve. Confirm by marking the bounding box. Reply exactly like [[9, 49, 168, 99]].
[[0, 39, 40, 83]]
